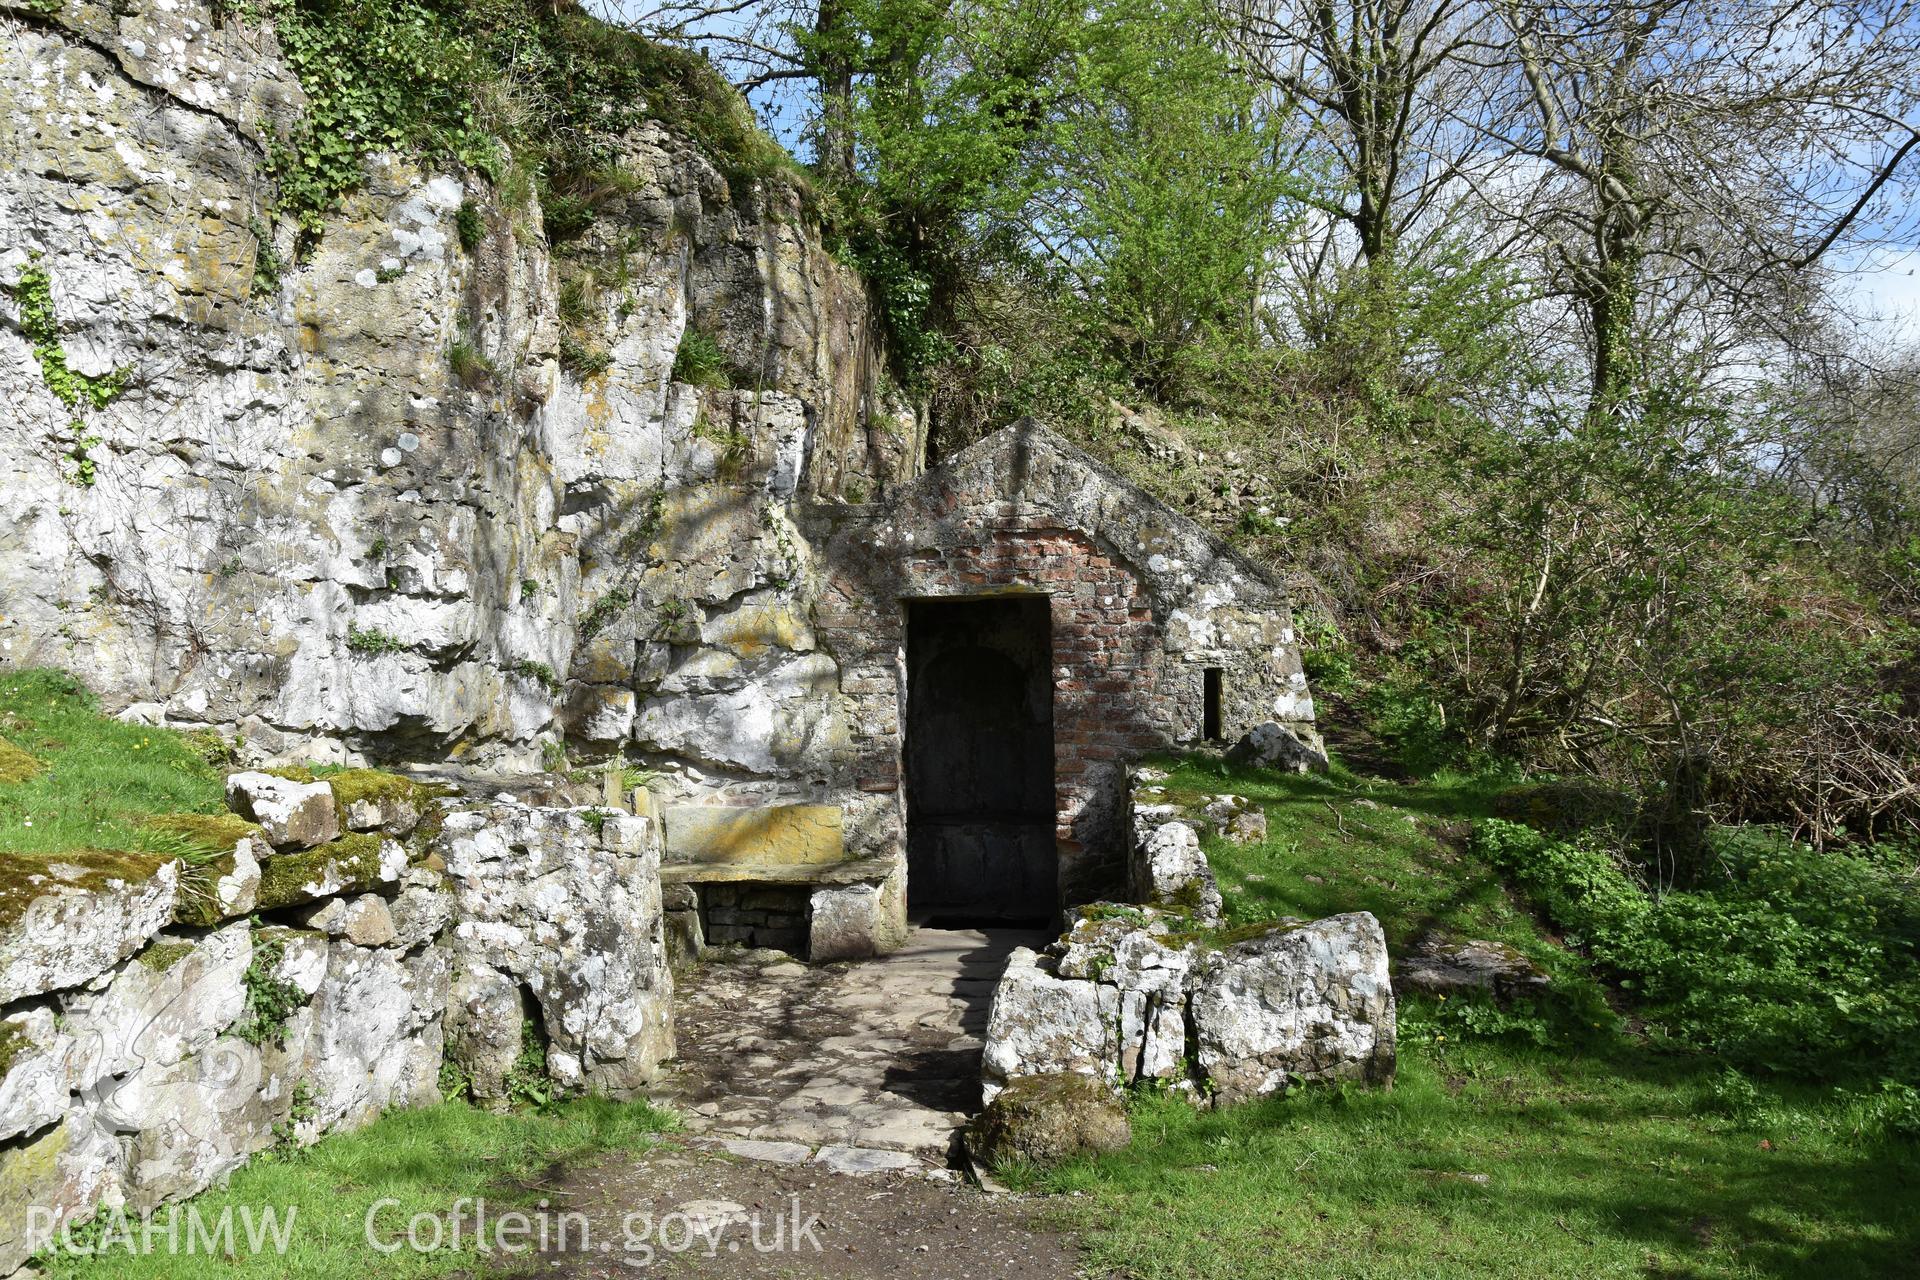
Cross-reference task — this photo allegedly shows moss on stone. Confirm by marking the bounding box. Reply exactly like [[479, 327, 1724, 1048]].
[[0, 739, 42, 785], [0, 1017, 32, 1079], [0, 848, 170, 931], [966, 1073, 1132, 1168], [260, 766, 445, 833], [1165, 916, 1308, 953], [0, 1113, 68, 1218], [325, 767, 444, 820], [255, 832, 387, 911], [136, 940, 196, 972]]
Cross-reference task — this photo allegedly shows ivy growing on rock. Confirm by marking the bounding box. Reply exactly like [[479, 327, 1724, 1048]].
[[252, 0, 794, 240], [236, 933, 306, 1047], [8, 261, 130, 413]]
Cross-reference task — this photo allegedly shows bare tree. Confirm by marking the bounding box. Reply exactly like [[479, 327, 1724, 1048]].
[[1475, 0, 1920, 418], [1231, 0, 1501, 269]]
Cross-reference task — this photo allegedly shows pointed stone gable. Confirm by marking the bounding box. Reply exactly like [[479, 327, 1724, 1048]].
[[807, 419, 1318, 903]]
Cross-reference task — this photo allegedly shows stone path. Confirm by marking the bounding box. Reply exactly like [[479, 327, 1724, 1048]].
[[655, 925, 1050, 1168]]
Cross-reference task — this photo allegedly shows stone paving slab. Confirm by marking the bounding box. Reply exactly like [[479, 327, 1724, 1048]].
[[657, 925, 1049, 1165]]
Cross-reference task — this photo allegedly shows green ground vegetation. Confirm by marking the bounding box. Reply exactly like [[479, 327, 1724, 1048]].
[[35, 1097, 676, 1280], [0, 669, 225, 861], [1010, 751, 1920, 1279]]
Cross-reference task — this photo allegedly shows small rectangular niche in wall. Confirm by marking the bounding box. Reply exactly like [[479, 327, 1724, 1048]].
[[1203, 667, 1224, 741]]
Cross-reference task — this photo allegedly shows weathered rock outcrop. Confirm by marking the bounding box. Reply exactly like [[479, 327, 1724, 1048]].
[[0, 0, 915, 776], [440, 803, 674, 1098]]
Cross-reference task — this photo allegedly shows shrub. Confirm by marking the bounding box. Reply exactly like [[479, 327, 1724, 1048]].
[[345, 624, 407, 655], [235, 934, 306, 1047], [454, 200, 485, 252], [1478, 819, 1920, 1079]]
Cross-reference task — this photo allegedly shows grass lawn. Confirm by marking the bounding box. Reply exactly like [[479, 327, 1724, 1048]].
[[35, 1097, 676, 1278], [1014, 753, 1920, 1278]]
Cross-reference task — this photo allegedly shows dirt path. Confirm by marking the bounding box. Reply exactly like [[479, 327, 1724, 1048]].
[[502, 1139, 1086, 1278], [653, 925, 1049, 1166]]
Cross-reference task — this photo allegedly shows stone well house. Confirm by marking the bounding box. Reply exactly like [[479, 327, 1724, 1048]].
[[646, 420, 1321, 958]]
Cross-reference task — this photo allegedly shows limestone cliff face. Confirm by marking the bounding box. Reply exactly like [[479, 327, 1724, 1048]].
[[0, 1, 918, 769]]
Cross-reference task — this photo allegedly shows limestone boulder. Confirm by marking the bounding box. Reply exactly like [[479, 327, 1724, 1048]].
[[983, 907, 1396, 1107], [225, 773, 340, 849], [1227, 721, 1329, 774], [293, 894, 400, 947], [254, 833, 407, 910], [49, 924, 284, 1211], [446, 963, 526, 1099], [0, 1114, 125, 1274], [1129, 817, 1223, 927], [62, 925, 253, 1090], [981, 947, 1120, 1101], [808, 883, 881, 960], [1191, 912, 1396, 1106], [1201, 794, 1268, 845], [0, 851, 178, 1003], [388, 874, 456, 951], [324, 769, 439, 837], [0, 1006, 67, 1143], [965, 1072, 1132, 1169], [297, 940, 449, 1137], [1397, 935, 1550, 1003]]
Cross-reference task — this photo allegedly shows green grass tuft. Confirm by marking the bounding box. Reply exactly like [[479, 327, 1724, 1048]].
[[670, 328, 731, 389]]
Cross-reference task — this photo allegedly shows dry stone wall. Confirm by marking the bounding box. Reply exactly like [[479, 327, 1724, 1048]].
[[0, 774, 673, 1273], [979, 783, 1396, 1108]]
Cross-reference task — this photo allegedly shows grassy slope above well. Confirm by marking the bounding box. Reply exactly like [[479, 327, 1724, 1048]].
[[1023, 752, 1920, 1279], [0, 668, 226, 866]]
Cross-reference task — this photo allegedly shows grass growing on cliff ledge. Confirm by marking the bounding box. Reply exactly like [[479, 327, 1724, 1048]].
[[35, 1097, 676, 1280], [0, 668, 224, 859], [1010, 752, 1920, 1279]]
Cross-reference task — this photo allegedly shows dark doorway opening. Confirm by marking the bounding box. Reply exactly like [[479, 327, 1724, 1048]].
[[905, 596, 1057, 922], [1203, 667, 1224, 741]]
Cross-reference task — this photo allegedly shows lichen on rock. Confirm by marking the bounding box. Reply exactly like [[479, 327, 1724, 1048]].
[[0, 849, 178, 1003]]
